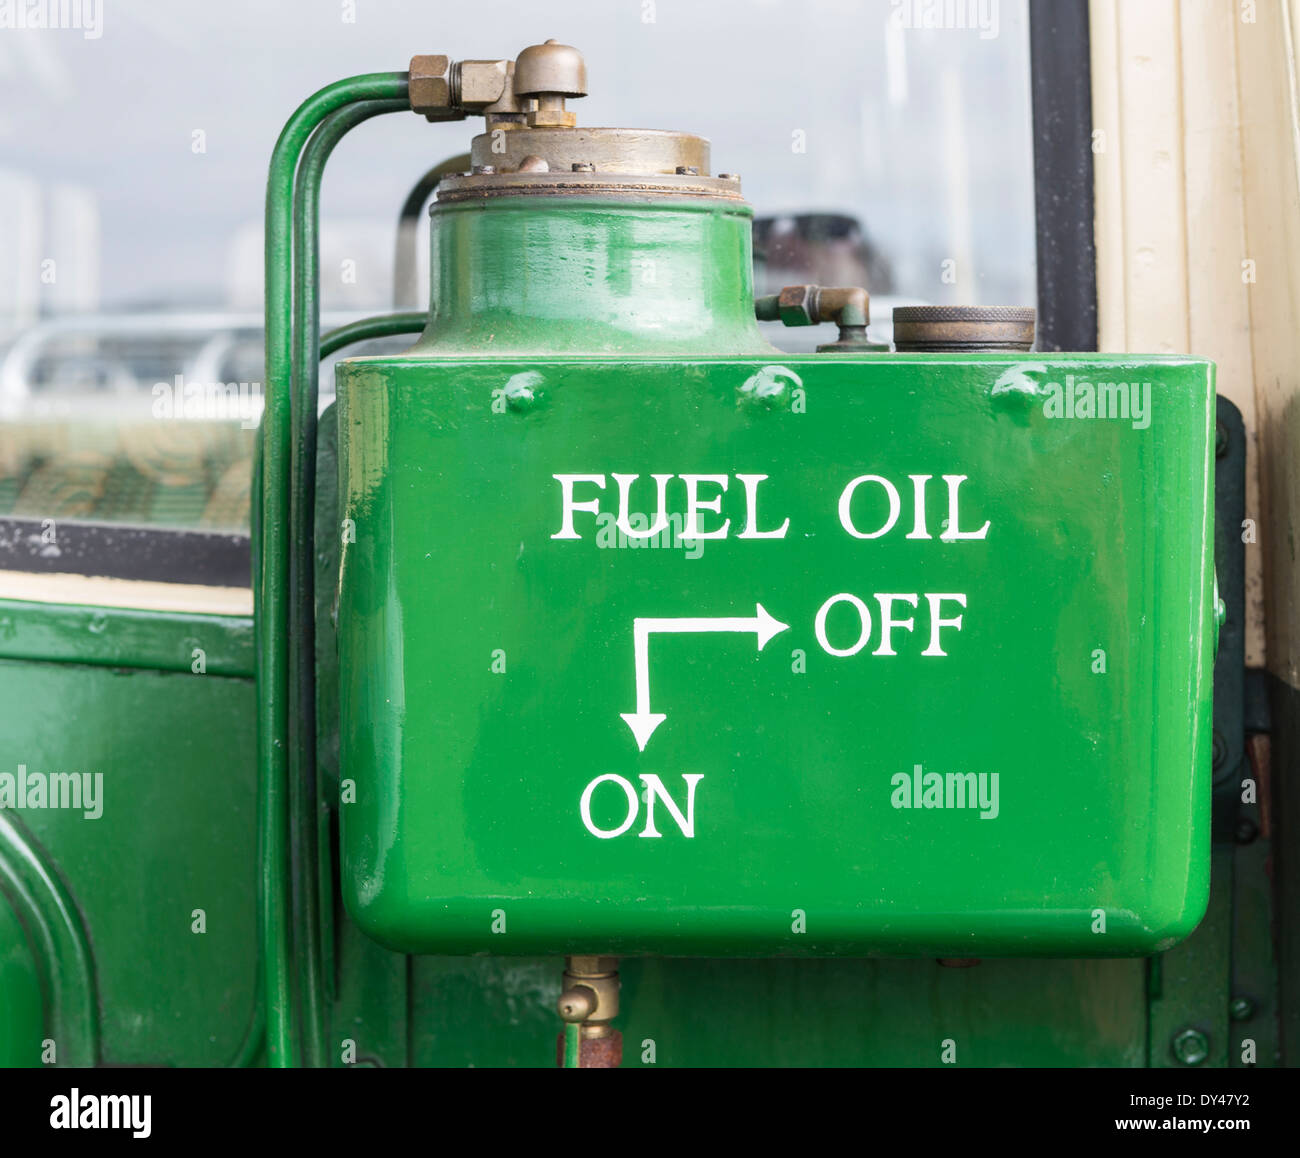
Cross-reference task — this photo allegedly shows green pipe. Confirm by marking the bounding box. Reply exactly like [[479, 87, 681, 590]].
[[563, 1022, 582, 1068], [260, 70, 409, 1069], [394, 155, 468, 308], [289, 99, 409, 1068], [321, 312, 428, 358]]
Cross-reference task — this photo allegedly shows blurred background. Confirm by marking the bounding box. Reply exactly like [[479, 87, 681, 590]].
[[0, 0, 1035, 535]]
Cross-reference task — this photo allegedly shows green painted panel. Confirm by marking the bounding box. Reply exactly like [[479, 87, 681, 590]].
[[335, 353, 1215, 958], [0, 656, 258, 1066], [0, 893, 43, 1066], [0, 599, 254, 678]]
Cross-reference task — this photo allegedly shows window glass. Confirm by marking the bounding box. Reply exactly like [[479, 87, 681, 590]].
[[0, 0, 1035, 533]]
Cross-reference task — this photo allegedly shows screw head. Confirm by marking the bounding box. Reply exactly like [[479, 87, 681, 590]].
[[1172, 1028, 1210, 1066], [1229, 996, 1255, 1022]]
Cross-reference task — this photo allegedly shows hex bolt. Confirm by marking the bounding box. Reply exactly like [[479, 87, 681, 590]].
[[1229, 996, 1255, 1022], [1172, 1028, 1210, 1066], [776, 284, 820, 327]]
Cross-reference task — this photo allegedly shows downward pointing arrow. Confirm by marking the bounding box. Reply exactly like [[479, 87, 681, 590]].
[[620, 603, 790, 751]]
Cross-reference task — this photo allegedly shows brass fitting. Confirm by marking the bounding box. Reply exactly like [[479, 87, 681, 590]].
[[555, 956, 622, 1067], [409, 54, 459, 121], [771, 284, 870, 328], [515, 39, 587, 127], [458, 60, 511, 107], [409, 40, 585, 127], [557, 986, 597, 1023], [756, 285, 875, 349], [556, 955, 619, 1027]]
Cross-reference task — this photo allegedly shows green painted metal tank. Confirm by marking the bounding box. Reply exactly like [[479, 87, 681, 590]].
[[332, 55, 1216, 960]]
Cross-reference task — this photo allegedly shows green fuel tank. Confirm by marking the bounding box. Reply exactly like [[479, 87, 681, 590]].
[[333, 44, 1215, 960]]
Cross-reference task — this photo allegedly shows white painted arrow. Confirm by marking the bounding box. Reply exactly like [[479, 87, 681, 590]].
[[620, 604, 790, 751]]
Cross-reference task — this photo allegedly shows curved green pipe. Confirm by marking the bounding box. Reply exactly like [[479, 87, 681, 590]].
[[260, 70, 409, 1068], [321, 312, 428, 359], [290, 99, 408, 1068]]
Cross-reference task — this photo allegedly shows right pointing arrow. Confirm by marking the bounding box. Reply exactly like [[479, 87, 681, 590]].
[[620, 603, 789, 751]]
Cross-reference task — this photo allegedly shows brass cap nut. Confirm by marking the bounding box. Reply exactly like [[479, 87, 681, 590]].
[[409, 54, 455, 117], [514, 40, 588, 97], [778, 284, 818, 327]]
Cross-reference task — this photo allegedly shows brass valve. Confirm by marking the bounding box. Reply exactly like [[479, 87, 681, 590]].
[[556, 955, 619, 1026], [555, 956, 622, 1068], [409, 39, 586, 128]]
